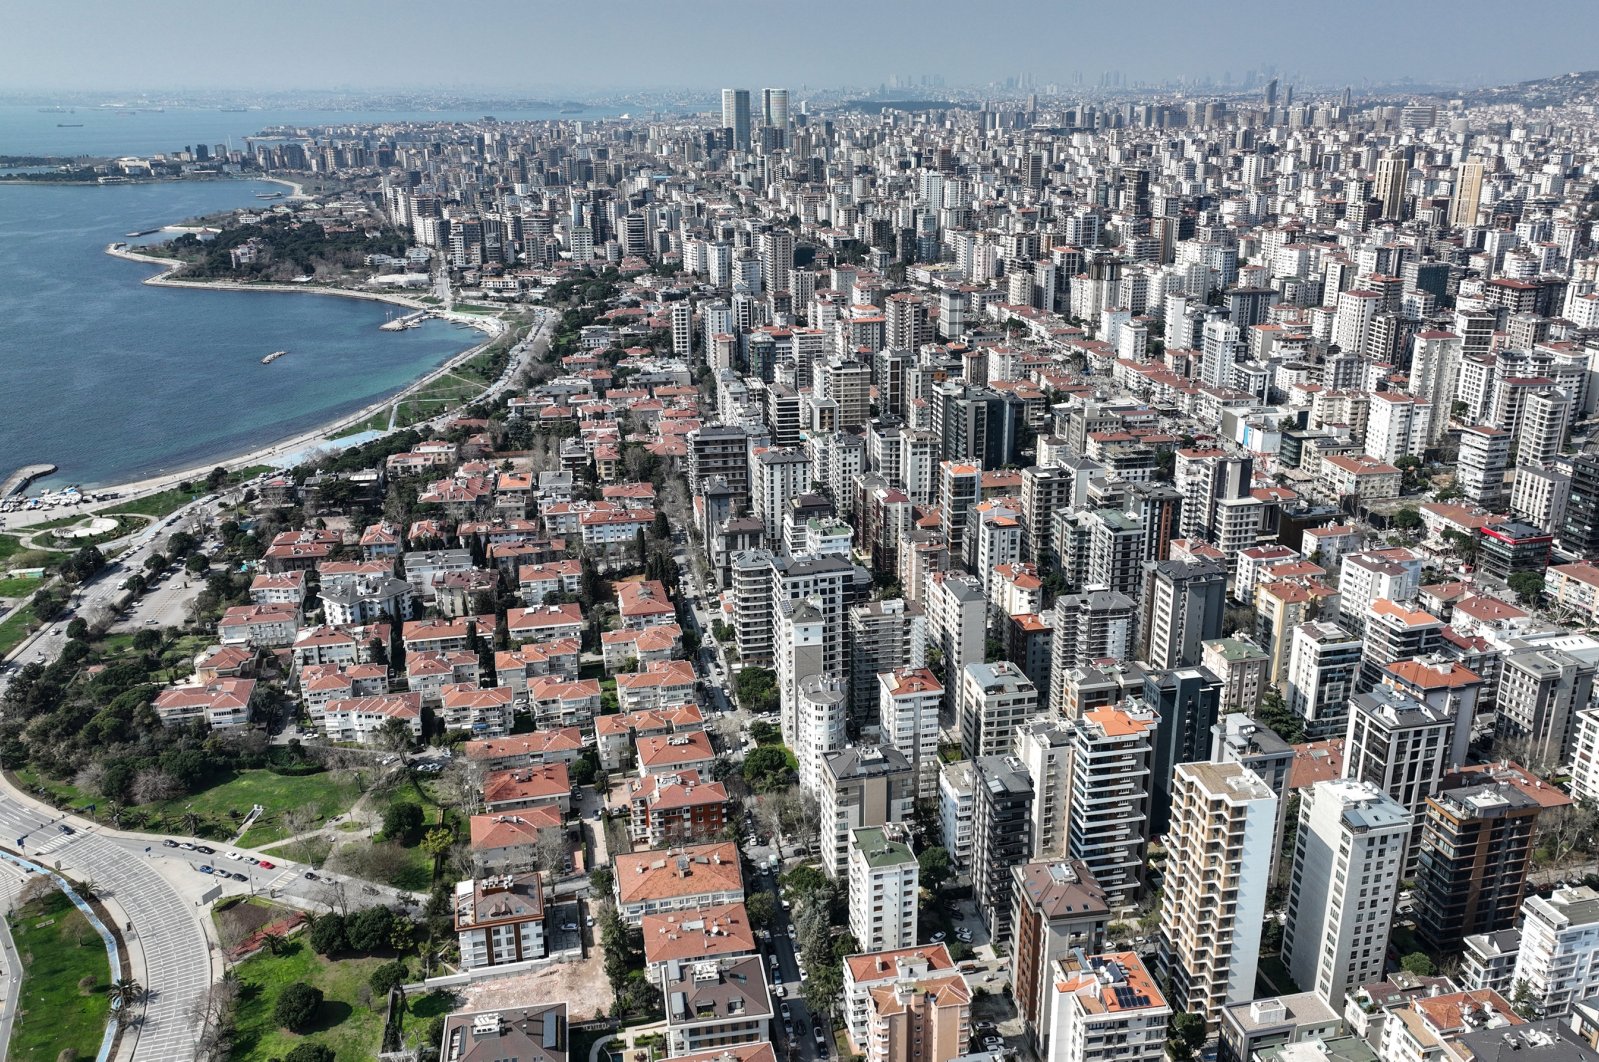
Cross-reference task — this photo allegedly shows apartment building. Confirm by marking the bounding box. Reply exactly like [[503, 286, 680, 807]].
[[1158, 762, 1276, 1033], [820, 745, 916, 880], [848, 827, 920, 953], [1282, 779, 1409, 1010], [1011, 859, 1112, 1053]]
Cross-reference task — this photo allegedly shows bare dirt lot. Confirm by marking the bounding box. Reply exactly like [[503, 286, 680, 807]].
[[458, 947, 614, 1020]]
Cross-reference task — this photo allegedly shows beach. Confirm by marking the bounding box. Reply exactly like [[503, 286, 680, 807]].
[[1, 246, 529, 528]]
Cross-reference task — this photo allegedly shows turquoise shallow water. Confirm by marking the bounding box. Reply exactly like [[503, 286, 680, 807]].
[[0, 178, 482, 488]]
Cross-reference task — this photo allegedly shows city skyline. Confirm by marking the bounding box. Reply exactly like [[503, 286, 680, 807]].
[[6, 0, 1599, 94]]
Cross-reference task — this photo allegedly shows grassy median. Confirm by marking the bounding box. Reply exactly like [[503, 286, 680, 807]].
[[7, 887, 112, 1062]]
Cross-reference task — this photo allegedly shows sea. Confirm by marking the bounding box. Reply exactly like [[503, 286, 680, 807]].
[[0, 102, 613, 491]]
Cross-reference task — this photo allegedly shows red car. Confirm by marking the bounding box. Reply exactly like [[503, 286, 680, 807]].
[[257, 860, 276, 870]]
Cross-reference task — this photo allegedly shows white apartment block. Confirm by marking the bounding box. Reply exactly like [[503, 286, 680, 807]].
[[848, 827, 920, 953], [1047, 952, 1170, 1062], [1282, 779, 1410, 1011], [1013, 718, 1073, 861], [958, 660, 1040, 759], [880, 668, 944, 797], [1158, 762, 1276, 1033], [1511, 885, 1599, 1018]]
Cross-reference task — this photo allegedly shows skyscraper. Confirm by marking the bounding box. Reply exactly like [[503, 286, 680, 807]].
[[761, 87, 789, 129], [720, 88, 751, 150], [1450, 156, 1485, 228], [1374, 153, 1408, 221], [1158, 762, 1276, 1033], [1282, 779, 1409, 1010]]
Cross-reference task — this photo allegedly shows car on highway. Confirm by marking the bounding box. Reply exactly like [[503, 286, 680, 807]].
[[58, 824, 74, 835], [198, 865, 215, 874]]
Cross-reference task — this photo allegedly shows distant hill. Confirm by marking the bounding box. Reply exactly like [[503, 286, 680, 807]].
[[1463, 70, 1599, 107]]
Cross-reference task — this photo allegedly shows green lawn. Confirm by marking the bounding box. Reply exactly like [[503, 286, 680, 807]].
[[230, 939, 388, 1062], [0, 574, 46, 597], [13, 764, 364, 844], [107, 486, 204, 519], [7, 889, 112, 1062], [0, 533, 25, 560], [331, 410, 390, 439], [162, 768, 364, 845], [0, 600, 45, 656]]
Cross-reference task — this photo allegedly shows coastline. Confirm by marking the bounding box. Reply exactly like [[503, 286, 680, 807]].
[[0, 246, 514, 516]]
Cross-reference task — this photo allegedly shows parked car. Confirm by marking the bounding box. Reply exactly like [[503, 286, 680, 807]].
[[780, 1002, 792, 1020], [57, 824, 74, 835], [258, 860, 275, 870], [198, 865, 215, 874], [194, 845, 215, 855], [304, 871, 319, 880], [225, 851, 242, 860], [561, 922, 579, 932], [162, 839, 178, 848]]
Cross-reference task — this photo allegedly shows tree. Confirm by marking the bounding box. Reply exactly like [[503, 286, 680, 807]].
[[1168, 1012, 1206, 1062], [1391, 507, 1423, 531], [742, 745, 796, 793], [917, 846, 954, 893], [274, 982, 324, 1032], [733, 667, 780, 715], [284, 1044, 336, 1062], [382, 801, 425, 845], [369, 960, 407, 998], [1400, 952, 1437, 976], [309, 912, 348, 955], [1253, 688, 1305, 744], [346, 905, 397, 952], [745, 890, 777, 931], [109, 976, 144, 1011], [1508, 571, 1546, 606], [66, 617, 89, 641], [422, 826, 455, 864]]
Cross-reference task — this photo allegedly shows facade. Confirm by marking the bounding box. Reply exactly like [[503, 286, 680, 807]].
[[1046, 952, 1170, 1062], [971, 755, 1035, 947], [454, 873, 547, 970], [1282, 779, 1409, 1010], [821, 745, 917, 880], [1066, 703, 1156, 908], [843, 946, 957, 1053], [958, 660, 1040, 759], [1414, 783, 1541, 953], [1158, 762, 1276, 1033], [1512, 885, 1599, 1019], [1011, 859, 1112, 1053], [879, 668, 944, 797], [662, 954, 773, 1056], [849, 826, 920, 953]]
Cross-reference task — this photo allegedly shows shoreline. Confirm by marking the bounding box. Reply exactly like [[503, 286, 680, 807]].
[[2, 247, 512, 517]]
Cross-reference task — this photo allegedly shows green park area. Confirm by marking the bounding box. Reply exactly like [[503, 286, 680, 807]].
[[7, 887, 112, 1062]]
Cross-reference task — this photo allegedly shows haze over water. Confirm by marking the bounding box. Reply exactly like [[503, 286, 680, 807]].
[[0, 178, 480, 488]]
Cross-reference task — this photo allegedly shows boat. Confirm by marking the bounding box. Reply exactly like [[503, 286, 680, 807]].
[[261, 350, 288, 365], [56, 123, 83, 128], [125, 228, 160, 237], [218, 107, 248, 113], [255, 191, 284, 199], [37, 106, 67, 113]]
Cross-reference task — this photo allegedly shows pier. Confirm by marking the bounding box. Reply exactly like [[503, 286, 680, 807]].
[[1, 464, 57, 498], [380, 309, 432, 331]]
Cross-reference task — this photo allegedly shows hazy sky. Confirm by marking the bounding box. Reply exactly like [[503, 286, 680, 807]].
[[6, 0, 1597, 95]]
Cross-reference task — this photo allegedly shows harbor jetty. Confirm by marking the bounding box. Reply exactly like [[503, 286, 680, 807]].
[[1, 464, 57, 498]]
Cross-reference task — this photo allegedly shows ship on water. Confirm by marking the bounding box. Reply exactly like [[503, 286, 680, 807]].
[[261, 350, 288, 364]]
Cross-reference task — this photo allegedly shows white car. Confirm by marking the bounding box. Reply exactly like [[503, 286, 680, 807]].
[[225, 851, 243, 861]]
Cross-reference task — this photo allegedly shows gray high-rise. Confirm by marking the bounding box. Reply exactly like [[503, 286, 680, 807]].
[[721, 88, 752, 150]]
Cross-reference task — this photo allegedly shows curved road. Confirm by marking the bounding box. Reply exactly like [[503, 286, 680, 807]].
[[0, 306, 555, 1060], [0, 796, 213, 1061]]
